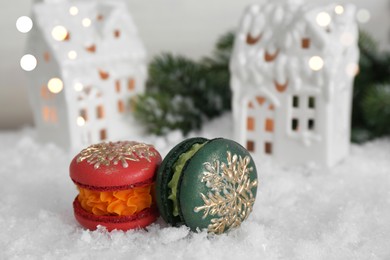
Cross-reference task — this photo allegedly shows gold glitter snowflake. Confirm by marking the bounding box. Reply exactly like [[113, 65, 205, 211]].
[[77, 141, 157, 169], [194, 151, 258, 234]]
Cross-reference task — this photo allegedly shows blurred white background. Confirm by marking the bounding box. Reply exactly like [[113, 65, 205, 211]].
[[1, 0, 389, 129]]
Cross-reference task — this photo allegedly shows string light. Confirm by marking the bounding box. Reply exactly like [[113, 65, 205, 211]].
[[16, 16, 33, 33], [356, 9, 370, 23], [20, 54, 37, 71], [82, 18, 92, 27], [77, 116, 86, 126], [51, 26, 68, 41], [69, 6, 79, 16], [334, 5, 344, 15], [48, 78, 63, 94], [309, 56, 324, 71], [68, 50, 77, 60], [316, 12, 331, 27]]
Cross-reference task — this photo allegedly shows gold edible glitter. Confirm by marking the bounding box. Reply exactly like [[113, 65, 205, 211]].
[[77, 141, 157, 169], [194, 151, 258, 234]]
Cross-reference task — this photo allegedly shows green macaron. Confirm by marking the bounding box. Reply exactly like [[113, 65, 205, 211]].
[[156, 137, 258, 234]]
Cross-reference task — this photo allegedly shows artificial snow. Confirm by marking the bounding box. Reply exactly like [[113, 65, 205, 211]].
[[0, 114, 389, 259]]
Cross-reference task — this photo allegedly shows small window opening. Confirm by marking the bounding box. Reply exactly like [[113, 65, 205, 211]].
[[293, 96, 299, 108], [115, 80, 121, 93], [247, 140, 255, 152], [302, 38, 310, 49], [308, 119, 315, 130], [98, 70, 109, 80], [86, 44, 96, 53], [308, 96, 315, 108], [100, 129, 107, 140], [256, 96, 265, 106], [247, 117, 255, 131], [265, 142, 272, 154], [44, 52, 50, 62], [42, 106, 57, 123], [275, 80, 288, 92], [128, 78, 135, 91], [118, 100, 125, 113], [246, 33, 261, 45], [42, 107, 50, 122], [292, 118, 299, 131], [41, 85, 51, 99], [97, 105, 104, 119], [265, 118, 274, 132], [50, 108, 58, 122]]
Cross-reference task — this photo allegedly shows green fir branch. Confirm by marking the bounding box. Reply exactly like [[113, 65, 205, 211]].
[[132, 93, 201, 136], [362, 84, 390, 137], [132, 32, 235, 136], [351, 30, 390, 142]]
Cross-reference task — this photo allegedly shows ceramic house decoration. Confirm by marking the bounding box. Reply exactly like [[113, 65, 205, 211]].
[[25, 0, 146, 150], [230, 0, 359, 167]]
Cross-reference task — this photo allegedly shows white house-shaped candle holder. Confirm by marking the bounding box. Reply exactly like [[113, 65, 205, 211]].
[[230, 0, 359, 167], [25, 0, 147, 150]]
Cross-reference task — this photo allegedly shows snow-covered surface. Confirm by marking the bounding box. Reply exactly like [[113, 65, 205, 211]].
[[1, 114, 389, 259]]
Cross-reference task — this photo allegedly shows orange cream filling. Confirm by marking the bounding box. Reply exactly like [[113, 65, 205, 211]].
[[77, 185, 152, 216]]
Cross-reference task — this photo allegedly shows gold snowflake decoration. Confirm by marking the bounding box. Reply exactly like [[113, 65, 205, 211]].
[[77, 141, 157, 169], [194, 151, 258, 234]]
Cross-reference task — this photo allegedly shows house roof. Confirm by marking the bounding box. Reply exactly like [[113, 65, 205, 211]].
[[32, 0, 146, 66], [230, 0, 359, 95]]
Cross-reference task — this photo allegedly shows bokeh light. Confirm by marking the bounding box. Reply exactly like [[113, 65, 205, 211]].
[[68, 50, 78, 60], [77, 116, 86, 126], [309, 56, 324, 71], [356, 9, 370, 23], [334, 5, 344, 15], [48, 78, 64, 94], [316, 12, 331, 27], [51, 26, 68, 41], [20, 54, 37, 71], [16, 16, 33, 33], [82, 18, 92, 27], [69, 6, 79, 16], [74, 82, 83, 92]]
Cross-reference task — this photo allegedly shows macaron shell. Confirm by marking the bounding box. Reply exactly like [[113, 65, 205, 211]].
[[155, 137, 208, 225], [70, 145, 161, 190], [178, 138, 258, 233]]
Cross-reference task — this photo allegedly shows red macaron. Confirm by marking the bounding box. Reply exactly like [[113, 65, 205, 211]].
[[70, 141, 161, 231]]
